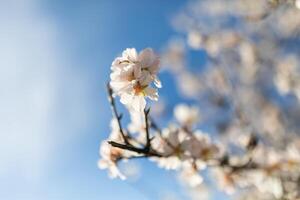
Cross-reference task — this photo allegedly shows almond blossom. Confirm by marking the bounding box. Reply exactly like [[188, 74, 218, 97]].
[[110, 48, 161, 112]]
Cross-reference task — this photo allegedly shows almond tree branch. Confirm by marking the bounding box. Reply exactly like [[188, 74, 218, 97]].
[[108, 141, 162, 157], [106, 83, 129, 145], [144, 108, 151, 150]]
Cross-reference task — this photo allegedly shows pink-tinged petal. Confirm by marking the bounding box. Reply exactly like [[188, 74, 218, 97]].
[[139, 70, 152, 86], [149, 63, 160, 74], [133, 64, 142, 78], [139, 48, 157, 68]]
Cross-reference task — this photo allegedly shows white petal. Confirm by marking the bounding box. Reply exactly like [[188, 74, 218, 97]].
[[132, 96, 146, 112], [123, 48, 138, 62], [120, 93, 134, 105]]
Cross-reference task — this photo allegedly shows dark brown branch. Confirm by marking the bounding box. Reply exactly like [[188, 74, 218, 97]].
[[108, 141, 162, 157], [144, 108, 151, 150], [106, 83, 129, 145]]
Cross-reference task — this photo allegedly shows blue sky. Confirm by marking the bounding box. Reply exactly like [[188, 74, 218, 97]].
[[0, 0, 199, 200]]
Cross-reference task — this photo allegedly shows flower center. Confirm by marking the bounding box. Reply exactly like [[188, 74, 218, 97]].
[[133, 83, 147, 96]]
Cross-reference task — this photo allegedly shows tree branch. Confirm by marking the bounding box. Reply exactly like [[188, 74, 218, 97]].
[[106, 83, 129, 145], [144, 108, 151, 150], [108, 141, 162, 157]]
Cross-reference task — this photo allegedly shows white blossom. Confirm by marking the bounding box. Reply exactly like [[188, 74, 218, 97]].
[[110, 48, 161, 112]]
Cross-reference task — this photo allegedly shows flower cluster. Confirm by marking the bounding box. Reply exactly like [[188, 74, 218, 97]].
[[110, 48, 161, 112]]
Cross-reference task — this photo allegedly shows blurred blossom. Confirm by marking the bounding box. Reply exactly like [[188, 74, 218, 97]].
[[98, 142, 127, 180], [161, 39, 186, 73], [178, 164, 203, 187], [187, 31, 203, 50], [275, 55, 300, 99], [174, 104, 200, 128], [177, 72, 203, 98]]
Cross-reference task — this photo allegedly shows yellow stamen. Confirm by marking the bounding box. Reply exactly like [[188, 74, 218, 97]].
[[133, 83, 147, 96]]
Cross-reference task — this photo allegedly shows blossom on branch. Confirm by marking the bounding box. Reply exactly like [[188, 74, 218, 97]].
[[110, 48, 161, 112]]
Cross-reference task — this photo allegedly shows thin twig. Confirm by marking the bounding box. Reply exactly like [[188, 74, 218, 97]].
[[144, 108, 151, 150], [106, 83, 129, 145]]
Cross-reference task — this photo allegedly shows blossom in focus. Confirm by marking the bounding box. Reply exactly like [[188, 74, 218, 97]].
[[174, 104, 200, 128], [110, 48, 161, 112]]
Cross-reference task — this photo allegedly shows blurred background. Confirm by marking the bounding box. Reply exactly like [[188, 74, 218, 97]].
[[0, 0, 197, 199]]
